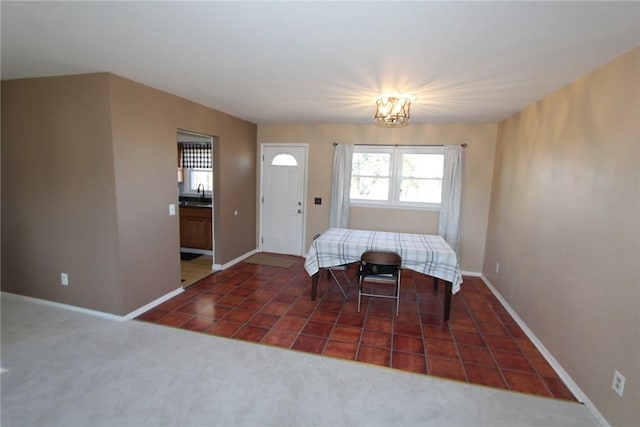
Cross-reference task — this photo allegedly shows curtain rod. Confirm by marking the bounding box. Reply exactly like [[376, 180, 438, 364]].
[[332, 142, 467, 148]]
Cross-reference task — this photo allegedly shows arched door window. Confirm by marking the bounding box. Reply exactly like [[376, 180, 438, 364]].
[[272, 153, 297, 166]]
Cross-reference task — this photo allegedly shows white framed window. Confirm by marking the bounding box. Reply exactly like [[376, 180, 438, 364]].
[[186, 168, 212, 193], [351, 147, 393, 202], [350, 145, 444, 209]]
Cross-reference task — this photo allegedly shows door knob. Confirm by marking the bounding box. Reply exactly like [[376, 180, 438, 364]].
[[297, 209, 302, 214]]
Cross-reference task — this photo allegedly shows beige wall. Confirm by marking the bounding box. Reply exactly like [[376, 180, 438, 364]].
[[257, 123, 497, 272], [1, 74, 123, 313], [108, 75, 257, 313], [1, 73, 257, 315], [483, 48, 639, 427]]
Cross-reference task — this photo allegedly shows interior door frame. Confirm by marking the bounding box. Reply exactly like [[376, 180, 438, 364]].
[[177, 129, 216, 268], [259, 143, 309, 256]]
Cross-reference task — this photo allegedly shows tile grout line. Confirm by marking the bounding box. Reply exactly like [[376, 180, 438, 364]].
[[467, 277, 509, 390], [474, 275, 556, 398], [139, 263, 575, 402]]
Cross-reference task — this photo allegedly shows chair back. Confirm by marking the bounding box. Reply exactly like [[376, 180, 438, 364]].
[[359, 250, 401, 276], [357, 250, 402, 315]]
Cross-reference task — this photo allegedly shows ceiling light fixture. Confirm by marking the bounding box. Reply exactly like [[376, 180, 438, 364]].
[[374, 94, 412, 127]]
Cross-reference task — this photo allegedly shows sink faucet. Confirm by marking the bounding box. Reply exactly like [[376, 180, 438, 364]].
[[197, 184, 205, 201]]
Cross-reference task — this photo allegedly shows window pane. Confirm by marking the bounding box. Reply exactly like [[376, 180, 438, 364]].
[[401, 154, 443, 178], [399, 178, 442, 203], [349, 146, 444, 207], [272, 153, 297, 166], [352, 152, 391, 176], [189, 170, 212, 192], [350, 177, 390, 200]]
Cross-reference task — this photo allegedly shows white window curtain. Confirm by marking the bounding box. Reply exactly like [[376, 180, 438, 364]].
[[329, 144, 354, 228], [438, 145, 464, 254]]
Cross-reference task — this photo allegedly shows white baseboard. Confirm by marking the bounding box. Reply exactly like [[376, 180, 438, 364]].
[[480, 274, 610, 427], [129, 248, 261, 314], [2, 248, 257, 322], [213, 248, 257, 271], [180, 247, 213, 256], [1, 291, 125, 321], [123, 287, 184, 320], [2, 287, 186, 323], [461, 270, 482, 277]]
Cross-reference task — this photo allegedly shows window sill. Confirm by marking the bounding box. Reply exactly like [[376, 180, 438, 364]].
[[350, 202, 440, 212]]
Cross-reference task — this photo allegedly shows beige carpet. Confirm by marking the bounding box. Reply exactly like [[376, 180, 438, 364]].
[[1, 293, 600, 427], [243, 253, 296, 268]]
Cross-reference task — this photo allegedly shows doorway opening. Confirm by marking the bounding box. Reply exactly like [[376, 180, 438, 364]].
[[177, 130, 216, 287]]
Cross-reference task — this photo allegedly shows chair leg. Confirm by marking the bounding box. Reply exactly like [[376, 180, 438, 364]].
[[328, 269, 348, 299], [357, 277, 362, 312], [395, 277, 401, 316]]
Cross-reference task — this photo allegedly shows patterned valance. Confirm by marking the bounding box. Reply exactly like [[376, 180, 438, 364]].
[[182, 144, 211, 168]]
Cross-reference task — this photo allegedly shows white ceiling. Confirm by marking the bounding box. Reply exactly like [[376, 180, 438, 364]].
[[2, 1, 638, 125]]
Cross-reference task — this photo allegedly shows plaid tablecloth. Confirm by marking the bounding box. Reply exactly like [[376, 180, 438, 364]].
[[304, 228, 463, 293]]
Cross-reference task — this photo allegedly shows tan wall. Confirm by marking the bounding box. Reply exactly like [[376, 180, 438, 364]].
[[257, 123, 497, 272], [1, 74, 123, 313], [108, 75, 257, 313], [1, 73, 257, 315], [483, 48, 639, 427]]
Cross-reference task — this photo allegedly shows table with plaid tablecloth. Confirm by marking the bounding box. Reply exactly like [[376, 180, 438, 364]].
[[305, 228, 463, 320]]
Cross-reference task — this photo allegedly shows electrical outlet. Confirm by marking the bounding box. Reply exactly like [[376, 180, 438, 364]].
[[169, 204, 176, 216], [60, 273, 69, 286], [612, 370, 625, 397], [495, 263, 500, 274]]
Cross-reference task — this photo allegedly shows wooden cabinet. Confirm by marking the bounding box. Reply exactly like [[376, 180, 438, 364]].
[[179, 207, 212, 250], [177, 144, 184, 182]]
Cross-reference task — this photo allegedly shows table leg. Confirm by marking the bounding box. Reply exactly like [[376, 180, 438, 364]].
[[311, 271, 320, 301], [443, 281, 452, 321], [432, 277, 452, 321]]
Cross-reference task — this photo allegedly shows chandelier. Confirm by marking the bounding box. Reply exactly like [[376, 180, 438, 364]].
[[374, 95, 411, 127]]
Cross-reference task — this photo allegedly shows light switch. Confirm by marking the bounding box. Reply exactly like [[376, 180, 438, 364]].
[[169, 204, 176, 216]]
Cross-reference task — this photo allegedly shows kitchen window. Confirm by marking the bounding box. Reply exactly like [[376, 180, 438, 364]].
[[350, 145, 444, 209], [180, 143, 213, 195], [187, 169, 212, 193]]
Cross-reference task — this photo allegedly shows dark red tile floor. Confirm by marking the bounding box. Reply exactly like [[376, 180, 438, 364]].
[[136, 254, 576, 401]]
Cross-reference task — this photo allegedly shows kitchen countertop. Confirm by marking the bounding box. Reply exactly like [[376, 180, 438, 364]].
[[178, 197, 212, 208], [179, 201, 212, 208]]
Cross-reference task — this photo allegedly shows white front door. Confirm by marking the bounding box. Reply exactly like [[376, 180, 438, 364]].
[[261, 145, 307, 255]]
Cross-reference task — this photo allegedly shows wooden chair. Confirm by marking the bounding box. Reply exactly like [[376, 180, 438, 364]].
[[357, 250, 402, 315]]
